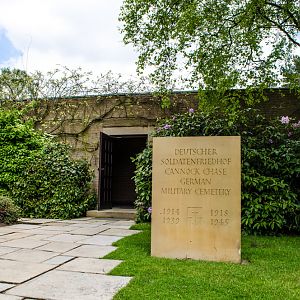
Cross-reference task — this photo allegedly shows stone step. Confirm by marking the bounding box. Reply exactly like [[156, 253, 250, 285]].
[[86, 208, 136, 220]]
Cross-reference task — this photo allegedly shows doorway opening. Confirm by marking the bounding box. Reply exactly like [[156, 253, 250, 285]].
[[98, 132, 147, 210]]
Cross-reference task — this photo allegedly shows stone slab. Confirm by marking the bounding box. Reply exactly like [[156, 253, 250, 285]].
[[151, 136, 241, 263], [57, 257, 122, 274], [0, 259, 54, 283], [37, 241, 80, 253], [0, 229, 16, 236], [0, 294, 22, 300], [45, 234, 89, 243], [6, 270, 132, 300], [23, 228, 63, 235], [37, 225, 72, 231], [25, 234, 57, 240], [87, 209, 136, 220], [89, 219, 117, 224], [107, 225, 132, 229], [43, 255, 75, 265], [67, 222, 106, 228], [64, 245, 117, 258], [0, 247, 19, 256], [7, 224, 40, 230], [1, 249, 58, 263], [70, 217, 94, 221], [41, 222, 70, 226], [54, 220, 80, 224], [0, 238, 49, 249], [68, 226, 109, 235], [112, 220, 135, 225], [0, 283, 15, 292], [101, 228, 140, 237], [0, 233, 33, 241], [80, 235, 122, 246], [19, 218, 58, 224]]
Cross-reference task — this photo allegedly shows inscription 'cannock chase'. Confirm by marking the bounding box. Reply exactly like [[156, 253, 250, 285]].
[[151, 136, 241, 263]]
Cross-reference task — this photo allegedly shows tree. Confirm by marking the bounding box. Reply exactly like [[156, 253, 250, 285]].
[[0, 68, 39, 103], [0, 66, 154, 105], [283, 55, 300, 91], [119, 0, 300, 101]]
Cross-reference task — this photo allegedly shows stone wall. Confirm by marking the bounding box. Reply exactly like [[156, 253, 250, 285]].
[[33, 90, 300, 191]]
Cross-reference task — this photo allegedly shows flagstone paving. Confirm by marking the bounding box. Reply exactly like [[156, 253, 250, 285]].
[[0, 217, 139, 300]]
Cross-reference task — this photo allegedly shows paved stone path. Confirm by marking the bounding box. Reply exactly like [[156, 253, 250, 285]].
[[0, 217, 140, 300]]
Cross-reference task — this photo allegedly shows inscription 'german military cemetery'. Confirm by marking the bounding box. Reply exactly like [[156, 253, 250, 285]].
[[151, 136, 241, 263]]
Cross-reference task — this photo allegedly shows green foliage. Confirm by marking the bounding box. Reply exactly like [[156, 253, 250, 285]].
[[0, 108, 95, 219], [0, 195, 21, 225], [283, 55, 300, 93], [132, 108, 300, 234], [120, 0, 300, 98], [242, 173, 299, 234], [0, 68, 38, 104], [131, 147, 152, 222]]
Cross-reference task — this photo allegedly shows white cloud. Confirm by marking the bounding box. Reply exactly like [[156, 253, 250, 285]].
[[0, 0, 138, 76]]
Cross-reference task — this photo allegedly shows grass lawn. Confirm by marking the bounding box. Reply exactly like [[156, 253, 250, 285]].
[[104, 223, 300, 300]]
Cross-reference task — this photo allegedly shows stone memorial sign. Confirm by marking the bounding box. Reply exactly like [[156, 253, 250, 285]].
[[151, 136, 241, 263]]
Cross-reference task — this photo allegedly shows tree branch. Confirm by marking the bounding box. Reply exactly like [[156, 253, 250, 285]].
[[265, 1, 300, 30], [259, 8, 300, 47]]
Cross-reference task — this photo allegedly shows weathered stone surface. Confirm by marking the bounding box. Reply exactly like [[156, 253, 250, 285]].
[[43, 255, 75, 265], [1, 249, 58, 263], [0, 217, 134, 299], [68, 226, 109, 236], [38, 225, 73, 231], [0, 233, 33, 241], [0, 259, 54, 283], [18, 218, 58, 224], [0, 247, 19, 256], [0, 283, 15, 292], [0, 229, 16, 236], [151, 136, 241, 263], [6, 270, 132, 300], [57, 257, 122, 274], [64, 245, 117, 258], [44, 234, 89, 243], [7, 224, 40, 230], [80, 235, 122, 246], [23, 228, 63, 235], [41, 222, 69, 227], [89, 219, 118, 224], [67, 222, 107, 228], [0, 294, 22, 300], [101, 228, 140, 237], [0, 238, 49, 249], [25, 234, 57, 240], [36, 241, 80, 253], [111, 220, 135, 227]]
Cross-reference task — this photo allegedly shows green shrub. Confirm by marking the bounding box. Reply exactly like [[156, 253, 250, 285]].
[[242, 172, 299, 234], [132, 147, 152, 222], [0, 195, 21, 225], [132, 108, 300, 234], [0, 108, 95, 219]]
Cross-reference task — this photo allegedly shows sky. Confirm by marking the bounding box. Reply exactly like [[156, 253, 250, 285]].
[[0, 0, 138, 77]]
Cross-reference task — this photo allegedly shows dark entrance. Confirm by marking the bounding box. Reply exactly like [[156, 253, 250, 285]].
[[98, 133, 147, 209]]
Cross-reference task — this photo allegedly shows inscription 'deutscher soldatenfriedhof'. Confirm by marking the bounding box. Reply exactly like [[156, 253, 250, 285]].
[[151, 136, 241, 263]]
